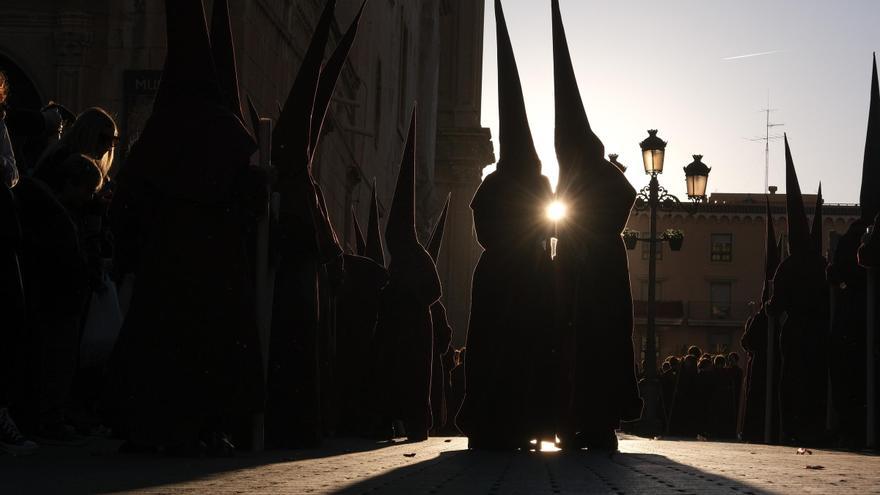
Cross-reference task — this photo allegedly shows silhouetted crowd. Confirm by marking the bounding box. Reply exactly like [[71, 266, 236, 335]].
[[3, 0, 880, 461], [0, 0, 504, 458], [645, 348, 744, 440]]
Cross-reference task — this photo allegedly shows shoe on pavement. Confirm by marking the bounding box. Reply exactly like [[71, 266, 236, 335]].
[[0, 407, 39, 456], [33, 422, 89, 447]]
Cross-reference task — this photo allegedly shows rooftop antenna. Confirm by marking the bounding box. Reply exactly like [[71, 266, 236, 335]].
[[749, 92, 784, 193]]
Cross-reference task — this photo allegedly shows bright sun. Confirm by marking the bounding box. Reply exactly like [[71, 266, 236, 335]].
[[546, 201, 567, 222]]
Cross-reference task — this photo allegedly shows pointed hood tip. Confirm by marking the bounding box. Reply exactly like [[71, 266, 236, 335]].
[[783, 134, 811, 254], [385, 108, 418, 251], [273, 0, 337, 168], [156, 0, 220, 108], [351, 206, 366, 256], [494, 0, 540, 175], [309, 0, 369, 160], [762, 198, 779, 302], [427, 193, 452, 262], [210, 0, 245, 121], [365, 178, 385, 266], [552, 0, 605, 176]]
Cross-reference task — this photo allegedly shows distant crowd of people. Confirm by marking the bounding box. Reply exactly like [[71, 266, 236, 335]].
[[638, 348, 744, 440]]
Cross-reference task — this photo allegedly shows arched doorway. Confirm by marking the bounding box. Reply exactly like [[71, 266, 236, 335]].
[[1, 51, 46, 172]]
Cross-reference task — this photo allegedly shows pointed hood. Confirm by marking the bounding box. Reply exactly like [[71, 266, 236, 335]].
[[784, 134, 811, 255], [246, 94, 261, 142], [385, 108, 418, 253], [210, 0, 245, 122], [427, 193, 451, 262], [552, 0, 605, 178], [273, 0, 336, 173], [762, 198, 779, 303], [309, 0, 367, 161], [494, 0, 540, 176], [365, 179, 385, 267], [154, 0, 221, 109], [861, 53, 880, 222], [811, 183, 824, 256], [351, 206, 366, 256], [778, 236, 789, 261]]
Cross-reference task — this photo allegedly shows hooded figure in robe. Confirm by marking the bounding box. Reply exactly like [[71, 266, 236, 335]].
[[371, 109, 441, 441], [427, 195, 453, 434], [766, 135, 829, 445], [455, 0, 555, 450], [334, 185, 388, 435], [107, 0, 264, 454], [550, 0, 641, 451], [828, 54, 880, 447], [265, 0, 366, 448], [739, 200, 783, 443]]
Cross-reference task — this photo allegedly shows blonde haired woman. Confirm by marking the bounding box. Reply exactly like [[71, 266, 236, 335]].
[[35, 107, 118, 187]]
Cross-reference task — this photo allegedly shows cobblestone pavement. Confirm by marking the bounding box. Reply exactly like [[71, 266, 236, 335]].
[[2, 435, 879, 494]]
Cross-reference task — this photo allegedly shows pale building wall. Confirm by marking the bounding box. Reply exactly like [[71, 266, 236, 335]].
[[624, 191, 859, 363]]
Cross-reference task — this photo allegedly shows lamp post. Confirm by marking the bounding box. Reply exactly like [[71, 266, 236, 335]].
[[628, 130, 711, 436]]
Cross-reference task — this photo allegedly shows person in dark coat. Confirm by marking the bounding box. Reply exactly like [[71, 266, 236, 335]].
[[265, 0, 365, 448], [371, 109, 441, 442], [767, 136, 829, 445], [455, 0, 554, 450], [550, 0, 641, 451], [427, 195, 452, 435], [667, 354, 699, 437], [106, 0, 265, 455], [14, 154, 98, 442]]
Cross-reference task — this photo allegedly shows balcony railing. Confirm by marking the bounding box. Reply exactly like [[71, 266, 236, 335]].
[[633, 300, 755, 326]]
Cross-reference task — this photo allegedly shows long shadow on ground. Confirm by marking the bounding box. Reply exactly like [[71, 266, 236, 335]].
[[0, 436, 404, 495], [331, 448, 773, 495]]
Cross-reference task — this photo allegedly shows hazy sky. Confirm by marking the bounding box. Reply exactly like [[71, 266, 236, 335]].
[[480, 0, 880, 203]]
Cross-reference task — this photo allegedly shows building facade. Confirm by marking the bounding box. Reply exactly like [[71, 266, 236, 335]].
[[625, 191, 860, 364], [0, 0, 494, 339]]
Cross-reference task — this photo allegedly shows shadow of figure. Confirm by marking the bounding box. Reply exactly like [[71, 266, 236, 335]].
[[330, 448, 770, 494]]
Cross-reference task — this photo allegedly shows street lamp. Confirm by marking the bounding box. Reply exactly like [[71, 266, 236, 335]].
[[684, 154, 711, 201], [640, 129, 666, 174], [629, 129, 711, 436]]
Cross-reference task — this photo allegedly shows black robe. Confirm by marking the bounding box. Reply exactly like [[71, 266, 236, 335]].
[[334, 254, 387, 435], [372, 247, 441, 440], [827, 222, 868, 445], [107, 104, 265, 448], [456, 170, 554, 448], [740, 309, 782, 443], [555, 163, 642, 441], [768, 252, 830, 444]]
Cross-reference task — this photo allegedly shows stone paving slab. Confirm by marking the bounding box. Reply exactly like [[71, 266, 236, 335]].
[[1, 435, 879, 494]]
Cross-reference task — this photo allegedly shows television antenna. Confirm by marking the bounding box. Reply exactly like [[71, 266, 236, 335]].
[[749, 93, 784, 193]]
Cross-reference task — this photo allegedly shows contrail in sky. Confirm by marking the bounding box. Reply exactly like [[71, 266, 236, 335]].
[[722, 50, 782, 61]]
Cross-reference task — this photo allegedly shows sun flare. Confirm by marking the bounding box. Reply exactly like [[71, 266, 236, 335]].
[[546, 201, 567, 222]]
